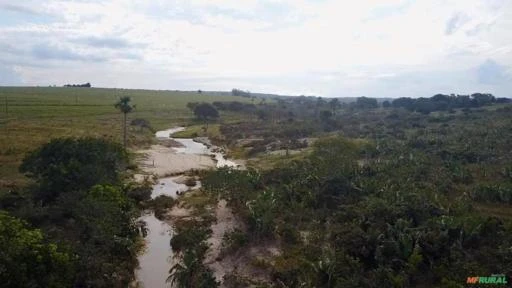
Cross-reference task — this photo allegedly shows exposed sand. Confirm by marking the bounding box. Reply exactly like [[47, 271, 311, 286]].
[[135, 128, 264, 286], [166, 205, 193, 219], [204, 199, 241, 282], [137, 144, 216, 176], [203, 200, 278, 286], [212, 241, 279, 286]]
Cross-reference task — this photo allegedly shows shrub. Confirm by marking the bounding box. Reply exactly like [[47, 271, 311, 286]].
[[19, 137, 128, 204], [221, 228, 248, 254], [470, 184, 512, 204], [125, 183, 152, 203], [149, 195, 176, 219]]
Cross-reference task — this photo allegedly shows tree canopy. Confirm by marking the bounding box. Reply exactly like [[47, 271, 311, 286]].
[[19, 137, 128, 204], [10, 137, 141, 287], [390, 93, 502, 114], [191, 102, 219, 121], [0, 211, 72, 288], [355, 96, 379, 109], [114, 96, 134, 114], [231, 88, 251, 97]]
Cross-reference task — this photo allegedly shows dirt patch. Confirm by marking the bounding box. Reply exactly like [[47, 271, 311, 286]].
[[217, 241, 279, 286], [137, 144, 216, 176], [204, 200, 241, 281], [170, 175, 187, 185], [204, 200, 277, 286], [133, 173, 157, 184], [233, 159, 247, 170], [166, 204, 193, 219]]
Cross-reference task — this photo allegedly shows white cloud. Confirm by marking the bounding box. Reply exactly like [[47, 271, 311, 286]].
[[0, 0, 511, 97]]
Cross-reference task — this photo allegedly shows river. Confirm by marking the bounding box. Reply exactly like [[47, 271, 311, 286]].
[[134, 127, 237, 288]]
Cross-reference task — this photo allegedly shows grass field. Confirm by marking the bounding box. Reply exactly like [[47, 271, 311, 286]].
[[0, 86, 250, 188]]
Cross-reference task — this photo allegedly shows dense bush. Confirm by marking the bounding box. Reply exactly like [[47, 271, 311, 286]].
[[203, 128, 512, 287], [471, 184, 512, 204], [0, 212, 73, 288], [5, 138, 140, 287], [221, 228, 249, 254], [169, 219, 218, 287], [148, 195, 176, 219], [390, 93, 498, 114], [19, 137, 128, 204]]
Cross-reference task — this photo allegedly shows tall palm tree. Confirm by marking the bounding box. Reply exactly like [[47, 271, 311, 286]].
[[114, 96, 134, 148]]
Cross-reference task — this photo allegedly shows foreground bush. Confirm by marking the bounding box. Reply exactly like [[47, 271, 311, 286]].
[[0, 211, 73, 288]]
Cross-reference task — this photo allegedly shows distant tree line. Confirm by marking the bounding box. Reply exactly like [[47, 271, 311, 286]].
[[231, 88, 251, 97], [385, 93, 511, 114], [63, 82, 91, 88], [212, 101, 256, 112], [353, 96, 379, 109]]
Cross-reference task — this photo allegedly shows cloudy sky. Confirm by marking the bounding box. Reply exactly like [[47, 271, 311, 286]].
[[0, 0, 511, 97]]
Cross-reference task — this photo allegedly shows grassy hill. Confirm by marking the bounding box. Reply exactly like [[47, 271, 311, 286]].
[[0, 86, 251, 188]]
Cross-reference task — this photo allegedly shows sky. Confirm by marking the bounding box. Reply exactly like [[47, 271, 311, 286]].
[[0, 0, 511, 98]]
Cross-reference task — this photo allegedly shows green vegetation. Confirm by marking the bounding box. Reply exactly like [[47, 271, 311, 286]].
[[172, 123, 223, 140], [390, 93, 510, 114], [198, 95, 512, 287], [169, 218, 218, 287], [19, 138, 128, 204], [1, 86, 511, 287], [0, 211, 72, 287], [187, 102, 220, 132], [147, 195, 176, 219], [221, 228, 249, 255], [0, 86, 254, 287], [0, 87, 251, 188], [114, 96, 135, 148], [1, 137, 142, 287], [203, 131, 512, 286]]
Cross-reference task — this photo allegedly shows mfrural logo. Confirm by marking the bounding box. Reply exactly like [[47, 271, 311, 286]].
[[466, 275, 508, 285]]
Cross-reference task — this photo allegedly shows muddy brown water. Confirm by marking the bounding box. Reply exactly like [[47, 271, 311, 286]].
[[135, 127, 236, 288]]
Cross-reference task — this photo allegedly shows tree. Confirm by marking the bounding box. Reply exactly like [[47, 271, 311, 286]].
[[19, 138, 128, 204], [257, 109, 269, 121], [319, 110, 333, 122], [114, 96, 134, 148], [72, 185, 139, 287], [0, 212, 73, 288], [190, 103, 219, 131], [315, 97, 325, 118], [329, 98, 341, 115], [355, 96, 378, 109], [471, 93, 495, 106], [392, 97, 415, 110], [231, 88, 251, 97], [187, 102, 198, 111]]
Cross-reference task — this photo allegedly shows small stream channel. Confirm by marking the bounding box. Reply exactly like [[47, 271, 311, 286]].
[[135, 127, 237, 288]]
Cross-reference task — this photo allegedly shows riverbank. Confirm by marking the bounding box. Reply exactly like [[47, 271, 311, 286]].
[[137, 144, 216, 177], [134, 126, 241, 287]]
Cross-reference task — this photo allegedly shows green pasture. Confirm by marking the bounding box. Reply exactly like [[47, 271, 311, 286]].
[[0, 87, 249, 187]]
